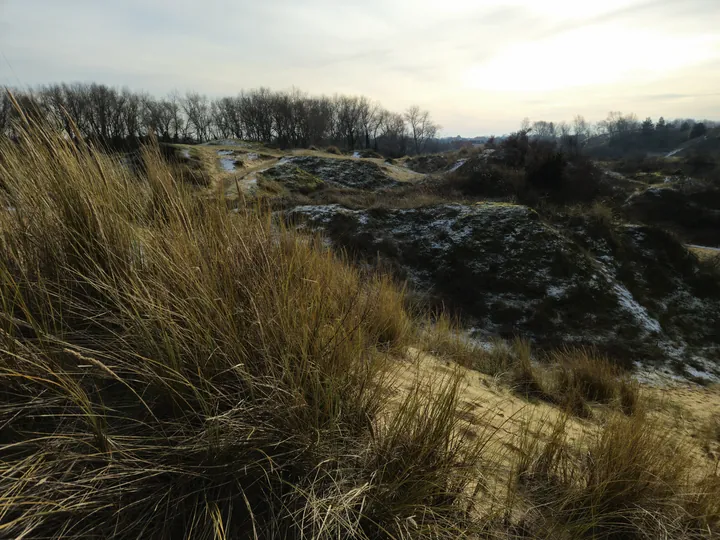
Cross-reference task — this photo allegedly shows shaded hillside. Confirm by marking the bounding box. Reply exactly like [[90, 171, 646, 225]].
[[624, 183, 720, 246], [289, 203, 720, 371]]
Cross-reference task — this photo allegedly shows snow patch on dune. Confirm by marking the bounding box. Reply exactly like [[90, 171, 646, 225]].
[[546, 285, 567, 299], [449, 159, 467, 172], [220, 158, 236, 172], [610, 282, 662, 334]]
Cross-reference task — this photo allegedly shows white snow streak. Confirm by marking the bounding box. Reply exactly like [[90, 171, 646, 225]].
[[220, 158, 236, 172], [611, 282, 662, 334]]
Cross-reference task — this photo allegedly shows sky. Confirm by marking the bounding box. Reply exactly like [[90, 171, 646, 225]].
[[1, 0, 719, 136]]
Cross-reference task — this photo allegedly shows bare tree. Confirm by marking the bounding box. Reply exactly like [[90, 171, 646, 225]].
[[121, 88, 142, 140], [531, 120, 556, 140], [291, 89, 310, 147], [86, 83, 116, 140], [358, 97, 380, 149], [599, 111, 639, 137], [405, 105, 439, 154], [2, 82, 448, 153], [109, 88, 128, 141], [62, 83, 92, 138], [182, 92, 211, 143], [572, 115, 591, 143], [378, 112, 408, 156], [166, 91, 185, 141], [37, 84, 69, 133], [142, 96, 171, 140], [370, 107, 388, 150], [214, 96, 243, 139], [271, 91, 294, 147], [306, 96, 335, 146], [239, 88, 274, 143], [210, 98, 239, 140], [335, 95, 363, 149]]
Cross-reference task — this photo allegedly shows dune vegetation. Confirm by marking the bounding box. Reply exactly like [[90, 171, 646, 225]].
[[1, 109, 719, 539]]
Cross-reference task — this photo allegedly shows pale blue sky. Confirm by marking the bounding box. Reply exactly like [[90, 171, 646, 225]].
[[1, 0, 719, 135]]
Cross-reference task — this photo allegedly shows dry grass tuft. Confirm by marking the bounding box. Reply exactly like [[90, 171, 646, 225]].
[[424, 327, 639, 418], [548, 348, 640, 416], [421, 316, 522, 375], [325, 145, 342, 155], [509, 339, 549, 400], [0, 118, 477, 539], [685, 472, 720, 534], [515, 412, 706, 538]]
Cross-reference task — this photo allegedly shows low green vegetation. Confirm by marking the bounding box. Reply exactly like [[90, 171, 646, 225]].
[[260, 165, 325, 194]]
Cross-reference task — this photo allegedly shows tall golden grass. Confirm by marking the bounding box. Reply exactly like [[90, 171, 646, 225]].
[[1, 109, 718, 538], [514, 412, 720, 538], [0, 116, 482, 539]]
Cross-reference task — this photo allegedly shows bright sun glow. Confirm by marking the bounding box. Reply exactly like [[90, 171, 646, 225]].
[[463, 26, 720, 93]]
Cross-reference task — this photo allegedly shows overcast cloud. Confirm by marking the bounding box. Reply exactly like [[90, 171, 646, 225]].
[[1, 0, 719, 135]]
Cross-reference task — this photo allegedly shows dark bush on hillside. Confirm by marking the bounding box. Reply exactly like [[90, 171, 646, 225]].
[[615, 154, 675, 175], [685, 151, 717, 175], [498, 129, 531, 167], [690, 122, 708, 140], [441, 161, 523, 197], [624, 184, 720, 247], [442, 132, 602, 204], [524, 140, 567, 193], [406, 154, 454, 173], [558, 134, 582, 157], [500, 131, 602, 203], [561, 156, 604, 203]]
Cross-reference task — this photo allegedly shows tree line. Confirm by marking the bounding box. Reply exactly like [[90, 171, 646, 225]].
[[521, 113, 715, 141], [519, 113, 717, 159], [0, 83, 440, 156]]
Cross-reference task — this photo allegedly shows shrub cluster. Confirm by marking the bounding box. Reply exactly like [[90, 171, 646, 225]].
[[440, 130, 604, 205]]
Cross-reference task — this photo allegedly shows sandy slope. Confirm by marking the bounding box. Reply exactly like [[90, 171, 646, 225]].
[[392, 348, 720, 497]]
